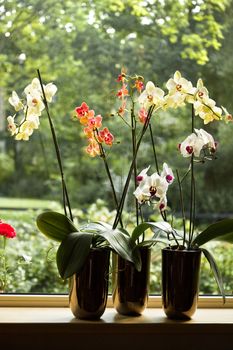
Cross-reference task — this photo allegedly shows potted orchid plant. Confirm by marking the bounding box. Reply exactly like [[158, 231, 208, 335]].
[[130, 71, 233, 319], [7, 68, 233, 320], [73, 69, 233, 318], [6, 71, 139, 319]]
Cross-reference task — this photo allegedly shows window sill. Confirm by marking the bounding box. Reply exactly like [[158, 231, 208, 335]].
[[0, 307, 233, 349], [0, 294, 233, 308]]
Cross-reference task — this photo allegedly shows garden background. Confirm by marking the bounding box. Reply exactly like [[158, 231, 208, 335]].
[[0, 0, 233, 294]]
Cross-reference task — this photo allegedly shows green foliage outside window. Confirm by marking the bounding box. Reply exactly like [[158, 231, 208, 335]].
[[0, 0, 233, 294]]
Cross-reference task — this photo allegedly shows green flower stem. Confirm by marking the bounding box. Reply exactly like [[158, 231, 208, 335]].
[[19, 106, 28, 127], [149, 123, 160, 174], [113, 104, 155, 229], [130, 103, 139, 226], [2, 237, 7, 291], [138, 205, 144, 243], [176, 169, 186, 246], [189, 104, 196, 248], [37, 69, 73, 222], [98, 142, 123, 228]]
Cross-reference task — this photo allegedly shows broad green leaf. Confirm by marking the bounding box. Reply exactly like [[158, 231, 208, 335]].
[[201, 248, 225, 304], [137, 238, 170, 247], [192, 219, 233, 247], [98, 228, 141, 270], [131, 221, 172, 243], [37, 211, 77, 242], [80, 221, 112, 234], [56, 231, 93, 279]]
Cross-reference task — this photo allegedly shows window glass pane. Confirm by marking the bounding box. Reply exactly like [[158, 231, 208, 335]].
[[0, 0, 232, 295]]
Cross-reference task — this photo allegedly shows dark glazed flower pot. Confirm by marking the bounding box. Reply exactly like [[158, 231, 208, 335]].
[[112, 247, 151, 316], [69, 248, 110, 320], [162, 247, 201, 320]]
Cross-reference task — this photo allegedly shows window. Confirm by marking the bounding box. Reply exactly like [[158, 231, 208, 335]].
[[0, 0, 233, 301]]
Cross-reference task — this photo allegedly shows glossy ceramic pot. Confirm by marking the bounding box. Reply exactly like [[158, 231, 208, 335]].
[[162, 246, 201, 320], [69, 247, 110, 320], [112, 247, 151, 316]]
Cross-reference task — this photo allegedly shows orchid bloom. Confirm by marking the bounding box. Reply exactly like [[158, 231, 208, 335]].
[[136, 165, 150, 184], [44, 83, 57, 102], [98, 127, 114, 146], [86, 139, 100, 157], [8, 91, 24, 112], [117, 83, 129, 99], [195, 79, 209, 102], [118, 100, 127, 117], [154, 196, 167, 212], [138, 81, 165, 109], [134, 163, 173, 211], [133, 181, 151, 204], [138, 108, 148, 124], [7, 116, 17, 136], [148, 173, 169, 199], [161, 163, 174, 184], [165, 71, 195, 108], [26, 90, 45, 117], [8, 77, 57, 141], [87, 115, 102, 130], [179, 128, 216, 158], [75, 102, 89, 117], [134, 79, 144, 93], [193, 99, 222, 124], [222, 107, 233, 124]]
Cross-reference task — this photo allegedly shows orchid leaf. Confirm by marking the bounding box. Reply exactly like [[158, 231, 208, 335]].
[[131, 221, 172, 243], [56, 232, 92, 279], [137, 238, 170, 247], [201, 248, 225, 303], [98, 228, 141, 271], [192, 219, 233, 247], [37, 211, 77, 242]]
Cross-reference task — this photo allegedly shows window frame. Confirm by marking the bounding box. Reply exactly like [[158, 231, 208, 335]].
[[0, 294, 232, 308]]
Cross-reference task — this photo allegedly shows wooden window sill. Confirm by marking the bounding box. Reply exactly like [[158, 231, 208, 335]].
[[0, 307, 233, 350]]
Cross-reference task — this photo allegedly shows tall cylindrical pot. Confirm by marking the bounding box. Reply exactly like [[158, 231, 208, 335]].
[[69, 247, 110, 320], [112, 247, 151, 316], [162, 247, 201, 320]]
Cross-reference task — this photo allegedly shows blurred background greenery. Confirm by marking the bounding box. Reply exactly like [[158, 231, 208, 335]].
[[0, 0, 233, 294]]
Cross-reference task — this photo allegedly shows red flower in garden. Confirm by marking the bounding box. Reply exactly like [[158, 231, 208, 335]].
[[0, 220, 16, 239], [138, 108, 148, 124], [134, 79, 144, 93], [99, 127, 114, 146], [75, 102, 89, 117], [116, 84, 129, 99]]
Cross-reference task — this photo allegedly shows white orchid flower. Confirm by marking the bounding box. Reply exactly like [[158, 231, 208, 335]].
[[44, 83, 57, 102], [7, 115, 17, 135], [179, 133, 203, 158], [194, 129, 215, 150], [165, 71, 195, 108], [8, 91, 24, 112], [195, 78, 209, 102], [154, 196, 168, 212], [15, 126, 33, 141], [136, 165, 150, 184], [24, 78, 41, 95], [161, 163, 174, 184], [147, 173, 168, 199], [133, 181, 151, 204], [180, 129, 216, 158], [138, 81, 165, 109], [222, 107, 233, 124], [26, 91, 45, 117], [194, 98, 222, 124]]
